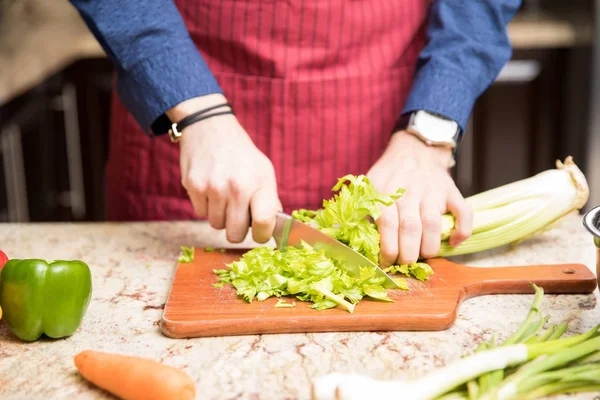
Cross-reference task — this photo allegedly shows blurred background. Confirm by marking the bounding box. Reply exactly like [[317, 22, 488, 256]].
[[0, 0, 598, 222]]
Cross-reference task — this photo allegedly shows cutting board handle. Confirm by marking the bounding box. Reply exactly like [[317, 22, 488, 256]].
[[455, 261, 597, 298]]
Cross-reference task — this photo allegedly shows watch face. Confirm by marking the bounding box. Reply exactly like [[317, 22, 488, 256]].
[[412, 111, 459, 144]]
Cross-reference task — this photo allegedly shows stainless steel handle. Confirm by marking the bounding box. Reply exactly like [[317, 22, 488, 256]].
[[1, 125, 29, 222], [52, 83, 86, 219], [495, 60, 542, 83]]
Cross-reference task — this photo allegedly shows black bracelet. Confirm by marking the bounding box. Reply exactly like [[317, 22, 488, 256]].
[[177, 103, 233, 128], [168, 103, 234, 142]]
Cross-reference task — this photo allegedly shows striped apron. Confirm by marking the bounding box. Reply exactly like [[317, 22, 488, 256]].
[[105, 0, 429, 220]]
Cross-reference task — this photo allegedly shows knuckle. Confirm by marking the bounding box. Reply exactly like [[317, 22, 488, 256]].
[[379, 246, 397, 264], [261, 161, 275, 176], [399, 217, 421, 234], [376, 211, 397, 230], [377, 217, 396, 230], [192, 204, 207, 218], [183, 175, 207, 194], [228, 178, 251, 198], [455, 227, 472, 241], [421, 213, 441, 231], [207, 180, 227, 197]]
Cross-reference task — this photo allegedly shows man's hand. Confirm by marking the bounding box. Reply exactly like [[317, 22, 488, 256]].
[[169, 95, 281, 244], [367, 130, 473, 267]]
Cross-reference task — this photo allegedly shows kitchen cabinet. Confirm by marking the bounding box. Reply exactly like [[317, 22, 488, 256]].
[[454, 46, 593, 199], [0, 59, 113, 222]]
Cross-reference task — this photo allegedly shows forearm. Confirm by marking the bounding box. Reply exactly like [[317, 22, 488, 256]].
[[70, 0, 223, 135], [402, 0, 522, 131]]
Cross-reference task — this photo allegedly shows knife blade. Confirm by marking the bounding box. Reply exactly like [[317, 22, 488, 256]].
[[272, 212, 400, 289]]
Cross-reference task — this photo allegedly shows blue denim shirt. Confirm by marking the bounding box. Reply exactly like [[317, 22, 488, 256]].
[[71, 0, 521, 136]]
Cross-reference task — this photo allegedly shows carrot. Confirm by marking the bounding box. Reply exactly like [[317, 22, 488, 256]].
[[74, 350, 196, 400]]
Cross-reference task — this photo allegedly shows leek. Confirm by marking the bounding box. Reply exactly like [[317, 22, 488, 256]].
[[438, 156, 589, 257], [311, 285, 600, 400]]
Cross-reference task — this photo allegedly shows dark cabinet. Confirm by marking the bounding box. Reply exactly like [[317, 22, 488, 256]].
[[454, 47, 592, 198], [0, 59, 113, 222]]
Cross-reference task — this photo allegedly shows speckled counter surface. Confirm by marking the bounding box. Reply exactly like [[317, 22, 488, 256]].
[[0, 214, 598, 400]]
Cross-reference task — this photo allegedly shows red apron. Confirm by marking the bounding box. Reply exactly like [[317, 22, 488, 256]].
[[105, 0, 429, 221]]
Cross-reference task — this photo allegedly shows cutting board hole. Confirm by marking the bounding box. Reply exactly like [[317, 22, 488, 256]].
[[562, 268, 576, 274]]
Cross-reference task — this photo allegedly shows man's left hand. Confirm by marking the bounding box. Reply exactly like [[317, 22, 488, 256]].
[[367, 130, 473, 267]]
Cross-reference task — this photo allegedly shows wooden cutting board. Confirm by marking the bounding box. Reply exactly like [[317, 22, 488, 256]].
[[160, 249, 597, 338]]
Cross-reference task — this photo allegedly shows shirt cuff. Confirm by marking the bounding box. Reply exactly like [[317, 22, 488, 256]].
[[401, 60, 480, 132], [115, 39, 223, 136]]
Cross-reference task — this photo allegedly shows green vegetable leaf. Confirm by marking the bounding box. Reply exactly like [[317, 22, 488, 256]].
[[214, 174, 434, 312], [178, 246, 195, 263], [214, 242, 391, 313], [393, 278, 409, 290], [274, 299, 296, 308], [293, 174, 404, 264], [384, 262, 433, 281]]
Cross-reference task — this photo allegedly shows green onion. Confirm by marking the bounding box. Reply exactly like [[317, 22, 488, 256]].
[[311, 284, 600, 400]]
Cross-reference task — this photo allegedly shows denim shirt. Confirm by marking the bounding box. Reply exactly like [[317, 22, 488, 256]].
[[70, 0, 522, 136]]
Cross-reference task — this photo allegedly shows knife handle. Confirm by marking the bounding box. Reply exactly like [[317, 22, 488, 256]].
[[247, 211, 287, 227]]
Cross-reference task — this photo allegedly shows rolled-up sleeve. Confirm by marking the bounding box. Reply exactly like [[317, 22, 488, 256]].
[[70, 0, 223, 135], [402, 0, 522, 131]]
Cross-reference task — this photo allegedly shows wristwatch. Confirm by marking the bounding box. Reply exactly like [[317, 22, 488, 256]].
[[402, 110, 462, 168], [405, 110, 461, 149]]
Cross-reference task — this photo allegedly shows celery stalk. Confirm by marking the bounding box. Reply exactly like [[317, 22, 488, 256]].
[[437, 157, 589, 257]]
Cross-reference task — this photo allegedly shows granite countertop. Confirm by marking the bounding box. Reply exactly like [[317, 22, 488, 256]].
[[0, 213, 599, 399]]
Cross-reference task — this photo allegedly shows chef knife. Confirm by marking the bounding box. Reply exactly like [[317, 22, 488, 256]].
[[272, 212, 400, 289]]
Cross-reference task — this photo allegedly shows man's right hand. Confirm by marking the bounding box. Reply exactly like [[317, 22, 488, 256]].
[[168, 94, 281, 244]]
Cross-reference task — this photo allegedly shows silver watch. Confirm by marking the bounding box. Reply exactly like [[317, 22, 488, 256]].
[[406, 110, 461, 149]]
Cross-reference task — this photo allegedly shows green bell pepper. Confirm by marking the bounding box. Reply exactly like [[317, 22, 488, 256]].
[[0, 259, 92, 341]]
